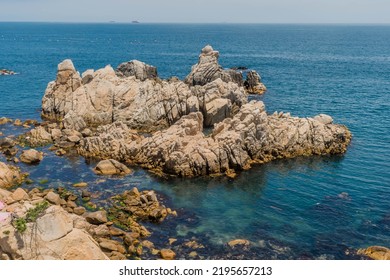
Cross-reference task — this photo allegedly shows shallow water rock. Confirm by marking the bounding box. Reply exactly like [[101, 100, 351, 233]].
[[94, 159, 132, 176], [160, 249, 176, 260], [45, 191, 61, 205], [20, 149, 43, 164], [244, 70, 267, 94], [358, 246, 390, 260], [228, 239, 250, 248], [25, 126, 53, 146]]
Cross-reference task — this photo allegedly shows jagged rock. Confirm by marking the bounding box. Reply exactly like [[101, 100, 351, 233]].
[[45, 191, 61, 205], [42, 49, 247, 131], [116, 60, 158, 81], [25, 126, 53, 146], [314, 114, 334, 125], [20, 149, 43, 164], [85, 211, 108, 225], [358, 246, 390, 260], [185, 45, 243, 86], [93, 159, 132, 175], [13, 119, 23, 126], [244, 70, 267, 94], [82, 69, 94, 84], [11, 188, 29, 202], [0, 162, 23, 188], [62, 111, 87, 131]]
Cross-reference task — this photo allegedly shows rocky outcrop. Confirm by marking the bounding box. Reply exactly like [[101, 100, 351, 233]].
[[185, 45, 266, 94], [0, 204, 109, 260], [244, 70, 267, 94], [79, 101, 351, 177], [185, 45, 243, 86], [42, 46, 351, 178], [116, 60, 158, 81], [0, 186, 175, 260], [41, 47, 246, 131], [94, 159, 132, 175], [0, 162, 23, 189], [358, 246, 390, 260]]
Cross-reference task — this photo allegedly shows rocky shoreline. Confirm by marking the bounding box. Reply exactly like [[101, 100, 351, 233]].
[[1, 46, 373, 260]]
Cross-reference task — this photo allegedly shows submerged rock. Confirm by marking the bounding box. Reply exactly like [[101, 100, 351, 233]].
[[94, 159, 132, 176]]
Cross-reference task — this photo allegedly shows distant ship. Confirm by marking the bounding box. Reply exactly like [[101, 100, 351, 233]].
[[0, 69, 17, 76]]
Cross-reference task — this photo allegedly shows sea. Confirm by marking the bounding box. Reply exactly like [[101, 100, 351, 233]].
[[1, 23, 389, 259]]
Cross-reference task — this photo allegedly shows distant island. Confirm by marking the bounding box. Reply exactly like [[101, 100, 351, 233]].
[[132, 21, 140, 24]]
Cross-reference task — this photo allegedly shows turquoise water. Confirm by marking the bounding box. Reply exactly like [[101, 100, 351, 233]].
[[1, 23, 390, 259]]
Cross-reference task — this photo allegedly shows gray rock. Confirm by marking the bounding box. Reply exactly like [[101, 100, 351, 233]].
[[116, 60, 158, 81]]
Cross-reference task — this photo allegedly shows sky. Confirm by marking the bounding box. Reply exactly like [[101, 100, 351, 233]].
[[0, 0, 389, 24]]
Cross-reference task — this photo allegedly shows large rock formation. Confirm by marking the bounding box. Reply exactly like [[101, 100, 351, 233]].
[[41, 51, 246, 131], [79, 101, 351, 177], [43, 46, 351, 178]]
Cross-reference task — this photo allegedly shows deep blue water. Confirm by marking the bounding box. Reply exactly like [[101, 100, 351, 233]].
[[1, 23, 390, 259]]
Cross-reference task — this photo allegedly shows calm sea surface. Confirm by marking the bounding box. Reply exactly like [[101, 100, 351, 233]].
[[1, 23, 389, 259]]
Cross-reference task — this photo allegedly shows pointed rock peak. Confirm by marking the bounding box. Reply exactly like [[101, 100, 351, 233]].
[[200, 45, 219, 59], [58, 59, 76, 72]]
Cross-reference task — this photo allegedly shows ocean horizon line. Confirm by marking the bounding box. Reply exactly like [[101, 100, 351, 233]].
[[1, 21, 390, 26]]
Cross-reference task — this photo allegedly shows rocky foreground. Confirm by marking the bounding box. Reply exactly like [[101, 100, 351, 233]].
[[37, 45, 352, 177], [0, 172, 176, 260]]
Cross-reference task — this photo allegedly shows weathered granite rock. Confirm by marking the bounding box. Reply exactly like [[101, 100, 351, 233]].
[[42, 48, 247, 131], [0, 117, 12, 125], [244, 70, 267, 94], [185, 45, 243, 86], [358, 246, 390, 260], [25, 126, 53, 146], [85, 210, 108, 225], [0, 162, 23, 188], [116, 60, 158, 81], [94, 159, 132, 175], [0, 205, 109, 260], [20, 149, 43, 164], [78, 100, 351, 177]]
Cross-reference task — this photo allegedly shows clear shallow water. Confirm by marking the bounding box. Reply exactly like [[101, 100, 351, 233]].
[[1, 23, 390, 259]]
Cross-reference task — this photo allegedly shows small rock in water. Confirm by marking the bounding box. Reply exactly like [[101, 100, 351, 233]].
[[73, 182, 88, 188], [227, 239, 250, 248], [160, 249, 176, 260], [20, 149, 43, 164]]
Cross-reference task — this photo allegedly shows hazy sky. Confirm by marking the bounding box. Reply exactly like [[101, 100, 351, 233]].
[[0, 0, 389, 23]]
